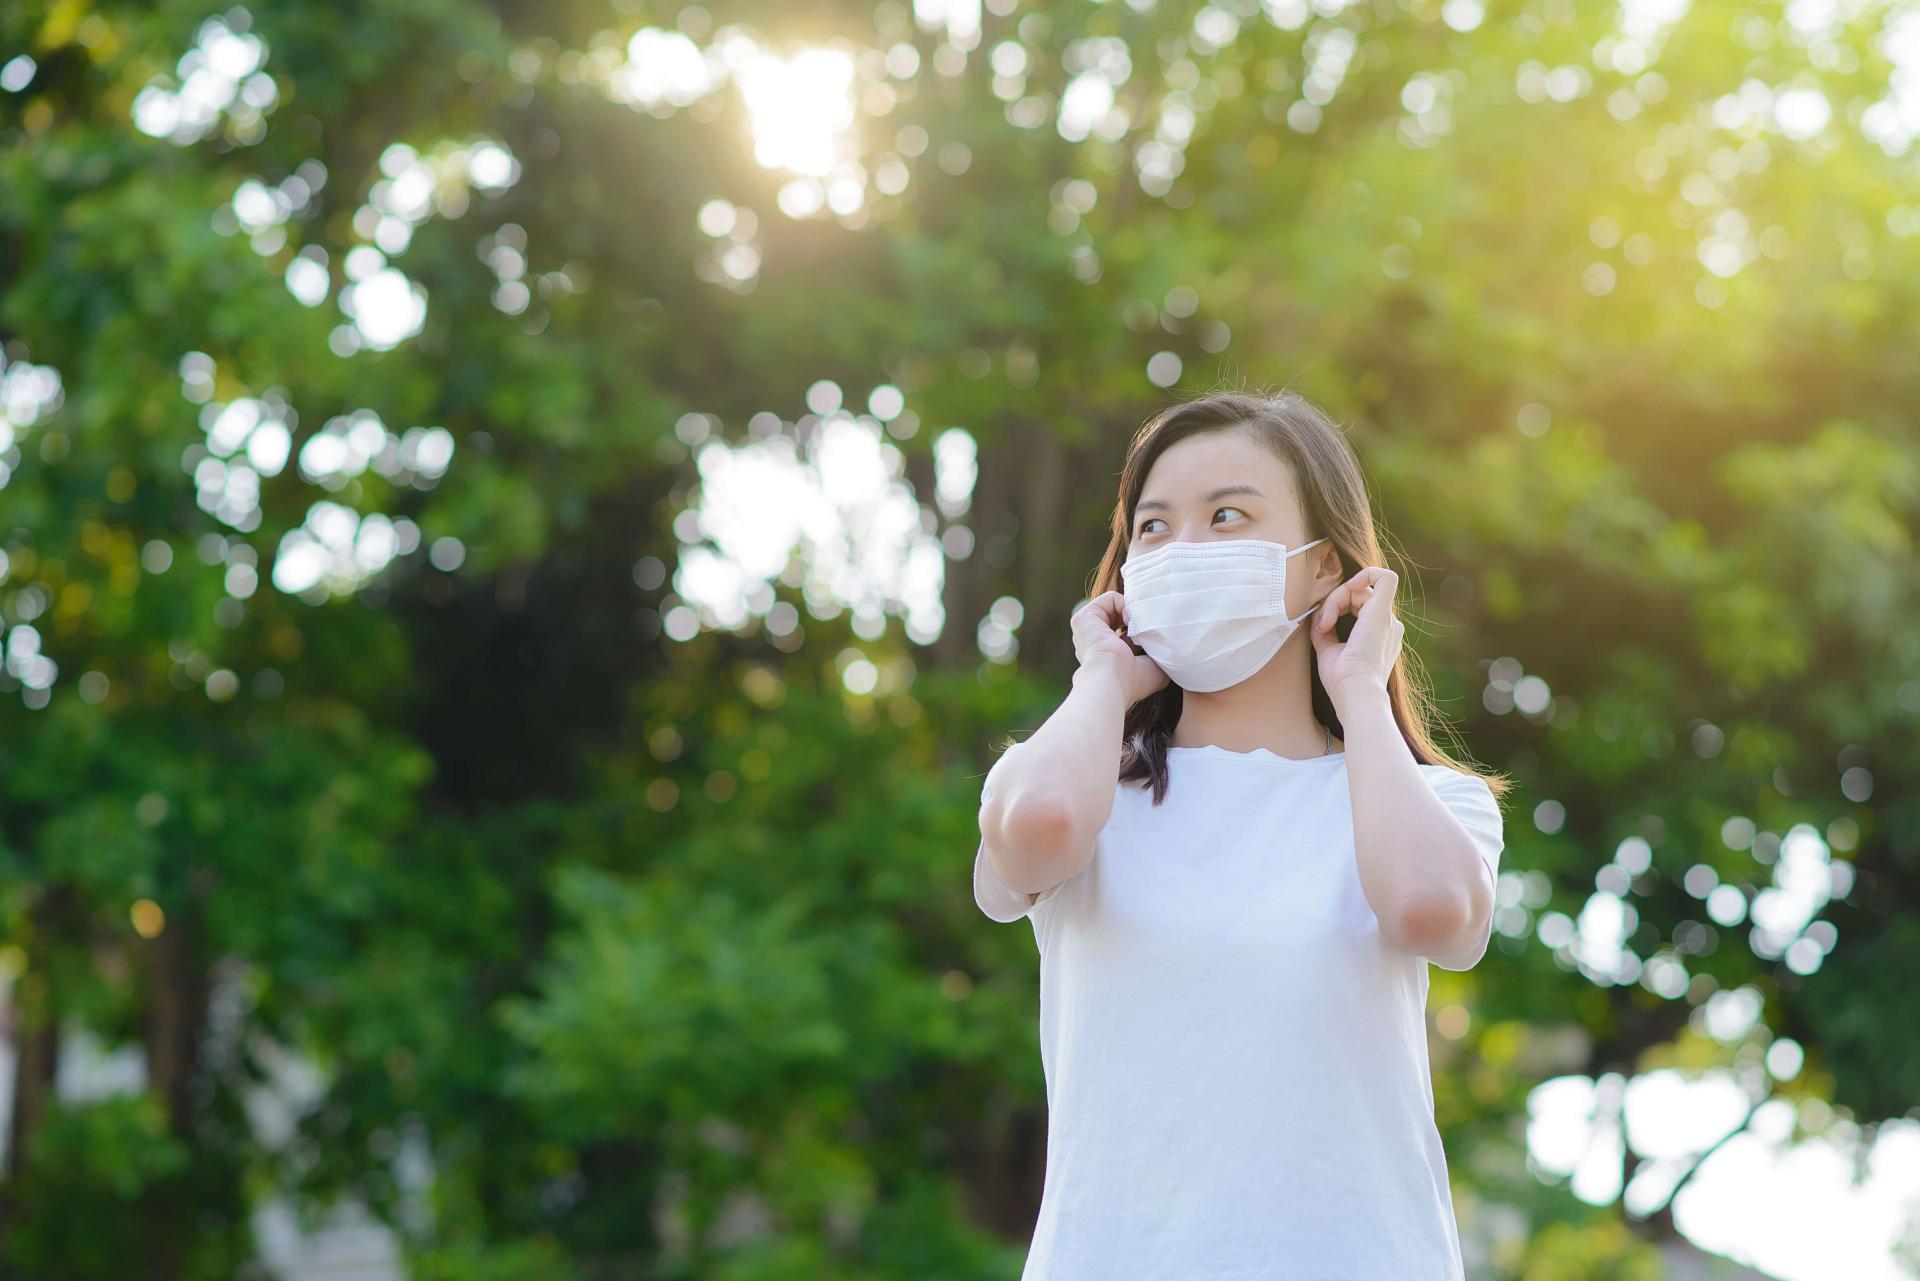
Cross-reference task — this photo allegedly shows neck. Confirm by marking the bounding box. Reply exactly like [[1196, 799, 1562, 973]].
[[1170, 630, 1338, 757]]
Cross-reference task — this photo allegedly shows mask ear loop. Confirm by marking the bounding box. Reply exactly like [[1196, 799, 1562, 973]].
[[1283, 537, 1330, 628]]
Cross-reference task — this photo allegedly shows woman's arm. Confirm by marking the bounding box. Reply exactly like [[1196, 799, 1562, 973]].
[[978, 591, 1165, 897], [1339, 682, 1495, 965], [1312, 566, 1495, 965], [978, 665, 1129, 896]]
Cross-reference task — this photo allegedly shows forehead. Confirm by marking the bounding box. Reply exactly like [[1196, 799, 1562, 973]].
[[1136, 429, 1296, 510]]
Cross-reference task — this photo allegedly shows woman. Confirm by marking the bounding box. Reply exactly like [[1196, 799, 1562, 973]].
[[972, 388, 1511, 1281]]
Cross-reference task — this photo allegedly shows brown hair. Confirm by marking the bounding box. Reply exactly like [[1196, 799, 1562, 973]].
[[1091, 386, 1512, 808]]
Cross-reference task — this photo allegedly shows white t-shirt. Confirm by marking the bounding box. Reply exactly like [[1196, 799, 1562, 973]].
[[972, 739, 1505, 1281]]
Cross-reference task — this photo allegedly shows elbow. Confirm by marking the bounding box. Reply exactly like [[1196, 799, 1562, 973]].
[[1383, 834, 1496, 955], [979, 793, 1083, 893], [1386, 875, 1490, 963], [996, 793, 1080, 859]]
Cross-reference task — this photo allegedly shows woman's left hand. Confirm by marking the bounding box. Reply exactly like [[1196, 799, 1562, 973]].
[[1309, 565, 1403, 711]]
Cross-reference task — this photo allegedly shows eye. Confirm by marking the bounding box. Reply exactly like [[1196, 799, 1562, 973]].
[[1136, 507, 1244, 537]]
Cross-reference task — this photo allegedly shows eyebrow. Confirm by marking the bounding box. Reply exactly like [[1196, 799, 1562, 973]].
[[1135, 484, 1266, 515]]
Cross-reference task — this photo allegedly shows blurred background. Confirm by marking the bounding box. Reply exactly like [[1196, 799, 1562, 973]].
[[1, 0, 1917, 1278]]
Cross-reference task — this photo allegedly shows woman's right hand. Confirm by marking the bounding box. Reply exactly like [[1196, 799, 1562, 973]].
[[1071, 591, 1168, 707]]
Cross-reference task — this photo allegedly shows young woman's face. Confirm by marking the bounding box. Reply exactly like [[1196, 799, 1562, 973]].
[[1130, 429, 1313, 554]]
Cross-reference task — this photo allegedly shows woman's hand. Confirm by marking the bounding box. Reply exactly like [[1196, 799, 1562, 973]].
[[1309, 566, 1403, 711], [1071, 591, 1168, 707]]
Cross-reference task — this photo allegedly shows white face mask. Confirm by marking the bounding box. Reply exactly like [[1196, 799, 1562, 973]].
[[1119, 536, 1328, 693]]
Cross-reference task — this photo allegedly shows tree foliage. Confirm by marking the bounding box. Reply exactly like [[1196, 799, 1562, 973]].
[[2, 0, 1917, 1277]]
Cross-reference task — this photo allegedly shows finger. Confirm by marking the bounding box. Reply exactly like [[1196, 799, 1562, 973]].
[[1313, 589, 1337, 630], [1352, 582, 1374, 613], [1071, 606, 1111, 648], [1081, 592, 1123, 628], [1326, 575, 1375, 628], [1352, 570, 1399, 618], [1349, 567, 1390, 591], [1317, 577, 1352, 628]]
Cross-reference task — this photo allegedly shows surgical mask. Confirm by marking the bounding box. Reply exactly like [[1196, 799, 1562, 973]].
[[1119, 536, 1328, 693]]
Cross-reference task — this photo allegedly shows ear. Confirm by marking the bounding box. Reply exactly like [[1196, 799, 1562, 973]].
[[1314, 541, 1343, 586]]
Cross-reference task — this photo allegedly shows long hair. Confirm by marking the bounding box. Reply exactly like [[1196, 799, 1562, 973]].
[[1092, 386, 1512, 808]]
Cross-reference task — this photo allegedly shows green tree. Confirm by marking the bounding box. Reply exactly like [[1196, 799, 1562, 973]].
[[3, 1, 1916, 1277]]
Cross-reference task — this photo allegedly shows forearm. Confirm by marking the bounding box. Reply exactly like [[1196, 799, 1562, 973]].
[[1339, 682, 1486, 953]]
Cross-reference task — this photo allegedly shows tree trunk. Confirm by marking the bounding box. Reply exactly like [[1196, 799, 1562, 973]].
[[5, 884, 71, 1184], [144, 902, 209, 1137]]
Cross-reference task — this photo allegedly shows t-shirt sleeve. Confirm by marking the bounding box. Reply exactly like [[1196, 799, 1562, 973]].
[[1425, 765, 1504, 888], [974, 837, 1053, 923], [971, 740, 1069, 925], [1420, 766, 1505, 970]]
